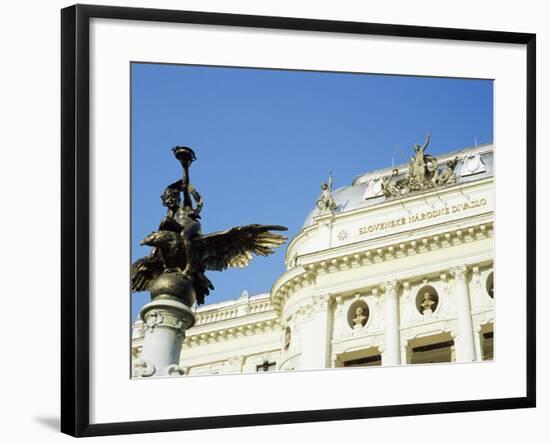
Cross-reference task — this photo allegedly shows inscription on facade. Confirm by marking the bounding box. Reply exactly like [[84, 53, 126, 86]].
[[358, 198, 487, 236]]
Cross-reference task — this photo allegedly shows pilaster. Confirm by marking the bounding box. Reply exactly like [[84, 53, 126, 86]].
[[382, 280, 401, 366], [450, 265, 477, 362]]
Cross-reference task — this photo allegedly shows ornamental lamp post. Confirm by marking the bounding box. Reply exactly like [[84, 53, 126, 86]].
[[131, 146, 287, 377]]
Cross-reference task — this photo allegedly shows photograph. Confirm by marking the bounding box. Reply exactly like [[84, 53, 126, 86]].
[[57, 3, 538, 437], [129, 63, 495, 377]]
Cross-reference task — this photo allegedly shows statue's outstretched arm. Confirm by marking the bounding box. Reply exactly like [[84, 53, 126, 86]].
[[421, 133, 431, 153], [181, 165, 193, 209], [166, 177, 193, 210], [165, 179, 183, 191], [189, 184, 203, 215]]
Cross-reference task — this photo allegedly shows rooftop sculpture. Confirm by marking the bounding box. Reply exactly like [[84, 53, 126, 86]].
[[316, 171, 337, 214], [381, 134, 459, 198]]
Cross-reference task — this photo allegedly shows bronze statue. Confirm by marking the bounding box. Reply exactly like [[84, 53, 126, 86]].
[[131, 146, 288, 305]]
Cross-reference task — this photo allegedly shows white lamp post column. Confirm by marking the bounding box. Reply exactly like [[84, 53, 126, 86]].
[[132, 272, 197, 378], [450, 265, 477, 362], [133, 297, 195, 377], [382, 281, 401, 366]]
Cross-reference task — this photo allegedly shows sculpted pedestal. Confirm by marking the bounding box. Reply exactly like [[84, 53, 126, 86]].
[[133, 273, 196, 377]]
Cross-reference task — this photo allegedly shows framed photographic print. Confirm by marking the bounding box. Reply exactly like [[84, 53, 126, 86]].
[[61, 4, 536, 437]]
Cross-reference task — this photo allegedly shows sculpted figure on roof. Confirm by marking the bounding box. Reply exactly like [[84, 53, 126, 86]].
[[316, 171, 337, 213], [380, 134, 460, 200]]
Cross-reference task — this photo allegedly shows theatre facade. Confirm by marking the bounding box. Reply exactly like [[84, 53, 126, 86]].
[[132, 142, 494, 375]]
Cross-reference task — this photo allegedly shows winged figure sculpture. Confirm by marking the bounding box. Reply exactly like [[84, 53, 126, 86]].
[[131, 146, 288, 305]]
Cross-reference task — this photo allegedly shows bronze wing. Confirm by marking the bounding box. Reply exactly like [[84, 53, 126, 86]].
[[131, 249, 165, 292], [196, 224, 288, 271]]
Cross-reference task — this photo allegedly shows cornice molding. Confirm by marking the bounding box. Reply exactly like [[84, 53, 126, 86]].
[[287, 176, 493, 259], [272, 221, 493, 314], [182, 318, 281, 348]]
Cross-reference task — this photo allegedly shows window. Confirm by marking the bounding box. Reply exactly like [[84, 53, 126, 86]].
[[339, 347, 382, 367], [479, 323, 494, 361], [409, 334, 455, 364], [343, 354, 382, 367], [482, 331, 494, 360]]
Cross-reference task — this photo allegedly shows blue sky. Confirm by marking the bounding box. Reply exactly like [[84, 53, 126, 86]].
[[131, 62, 493, 320]]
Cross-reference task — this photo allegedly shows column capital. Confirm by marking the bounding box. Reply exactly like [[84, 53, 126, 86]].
[[140, 297, 196, 335], [142, 310, 189, 336], [381, 280, 399, 298], [312, 294, 332, 313], [449, 264, 469, 281]]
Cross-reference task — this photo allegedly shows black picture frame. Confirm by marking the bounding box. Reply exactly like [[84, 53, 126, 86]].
[[61, 4, 536, 437]]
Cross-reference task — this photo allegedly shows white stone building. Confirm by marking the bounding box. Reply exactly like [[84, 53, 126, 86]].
[[132, 143, 494, 375]]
